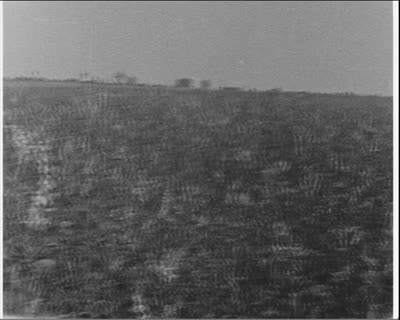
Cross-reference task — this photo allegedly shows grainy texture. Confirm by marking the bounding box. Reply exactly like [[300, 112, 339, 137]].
[[3, 81, 393, 318]]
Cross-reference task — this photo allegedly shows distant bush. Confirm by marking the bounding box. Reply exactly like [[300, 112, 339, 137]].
[[113, 72, 138, 85], [175, 78, 194, 88], [13, 76, 47, 81], [200, 80, 212, 90], [221, 86, 241, 91], [269, 87, 283, 93]]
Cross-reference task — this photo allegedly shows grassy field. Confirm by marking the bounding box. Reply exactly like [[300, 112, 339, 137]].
[[3, 80, 393, 318]]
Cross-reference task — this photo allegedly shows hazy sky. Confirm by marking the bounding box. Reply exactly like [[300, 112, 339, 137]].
[[3, 1, 393, 95]]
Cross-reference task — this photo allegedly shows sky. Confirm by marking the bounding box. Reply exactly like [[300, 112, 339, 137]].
[[3, 1, 393, 95]]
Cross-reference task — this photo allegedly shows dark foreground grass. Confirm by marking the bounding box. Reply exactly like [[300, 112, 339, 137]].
[[3, 82, 393, 318]]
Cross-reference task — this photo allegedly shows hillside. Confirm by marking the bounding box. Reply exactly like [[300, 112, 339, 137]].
[[3, 81, 393, 318]]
